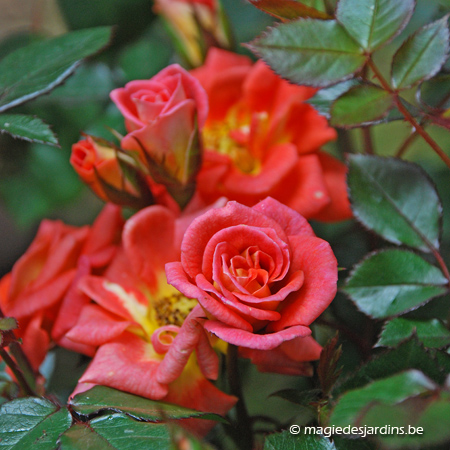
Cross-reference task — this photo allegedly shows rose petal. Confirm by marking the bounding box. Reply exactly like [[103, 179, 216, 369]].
[[268, 235, 337, 331], [205, 225, 289, 283], [156, 305, 218, 384], [123, 206, 178, 286], [79, 333, 168, 399], [266, 154, 331, 218], [165, 262, 253, 331], [310, 151, 352, 222], [181, 202, 288, 280], [221, 143, 299, 201], [253, 197, 314, 237], [196, 274, 281, 323], [79, 276, 148, 323], [65, 304, 138, 347], [204, 320, 312, 350]]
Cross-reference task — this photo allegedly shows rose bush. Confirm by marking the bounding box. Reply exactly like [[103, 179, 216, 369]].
[[191, 48, 352, 222], [166, 197, 337, 373]]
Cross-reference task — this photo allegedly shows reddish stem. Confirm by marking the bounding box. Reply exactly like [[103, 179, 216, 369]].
[[367, 58, 450, 170]]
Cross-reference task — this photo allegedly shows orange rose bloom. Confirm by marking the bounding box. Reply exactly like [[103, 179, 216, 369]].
[[192, 48, 352, 222]]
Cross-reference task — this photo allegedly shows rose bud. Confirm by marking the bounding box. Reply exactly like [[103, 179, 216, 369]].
[[111, 64, 208, 209], [153, 0, 233, 68], [71, 134, 154, 209]]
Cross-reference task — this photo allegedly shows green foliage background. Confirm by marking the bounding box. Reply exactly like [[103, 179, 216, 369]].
[[1, 1, 450, 449]]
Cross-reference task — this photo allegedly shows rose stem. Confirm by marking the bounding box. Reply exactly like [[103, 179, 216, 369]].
[[227, 344, 253, 450], [362, 127, 375, 155], [395, 131, 419, 158], [395, 90, 450, 158], [360, 63, 375, 156], [367, 57, 450, 170], [0, 348, 36, 396], [323, 0, 334, 15], [316, 318, 371, 359], [336, 129, 356, 155], [0, 307, 37, 393]]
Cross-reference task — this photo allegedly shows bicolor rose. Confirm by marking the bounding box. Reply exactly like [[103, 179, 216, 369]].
[[166, 198, 337, 373], [71, 135, 151, 208], [65, 202, 235, 436], [111, 64, 209, 208], [191, 48, 352, 222]]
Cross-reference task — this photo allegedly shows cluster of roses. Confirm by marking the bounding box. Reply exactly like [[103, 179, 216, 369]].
[[1, 48, 351, 435]]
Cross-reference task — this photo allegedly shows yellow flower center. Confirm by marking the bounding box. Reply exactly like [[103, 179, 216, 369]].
[[147, 275, 198, 329], [203, 106, 267, 174]]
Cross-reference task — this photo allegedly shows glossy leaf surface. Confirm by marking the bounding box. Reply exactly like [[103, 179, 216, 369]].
[[0, 114, 58, 146], [343, 249, 448, 318], [248, 19, 365, 87], [0, 27, 112, 112], [392, 16, 450, 89], [347, 155, 442, 251], [336, 0, 415, 51]]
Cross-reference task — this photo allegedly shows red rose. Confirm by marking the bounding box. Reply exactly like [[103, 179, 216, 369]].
[[166, 197, 337, 372], [191, 48, 352, 222]]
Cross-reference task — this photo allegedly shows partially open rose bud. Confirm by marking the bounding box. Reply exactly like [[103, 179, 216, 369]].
[[154, 0, 233, 67], [111, 64, 208, 209], [71, 134, 153, 208]]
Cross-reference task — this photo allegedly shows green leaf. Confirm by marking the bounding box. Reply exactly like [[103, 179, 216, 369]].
[[41, 63, 115, 104], [336, 0, 415, 51], [376, 318, 450, 348], [391, 16, 450, 89], [0, 27, 112, 112], [330, 84, 393, 127], [270, 388, 321, 408], [330, 370, 436, 428], [248, 0, 331, 21], [0, 114, 58, 146], [334, 437, 376, 449], [247, 19, 366, 87], [57, 424, 110, 450], [70, 386, 225, 422], [347, 155, 442, 251], [59, 414, 171, 450], [307, 79, 360, 117], [417, 74, 450, 111], [264, 430, 336, 450], [0, 397, 71, 449], [334, 339, 450, 396], [362, 393, 450, 448], [343, 249, 448, 319]]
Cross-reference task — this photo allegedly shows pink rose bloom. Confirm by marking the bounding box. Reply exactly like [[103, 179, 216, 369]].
[[166, 197, 337, 374], [111, 65, 207, 204], [65, 203, 236, 436]]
